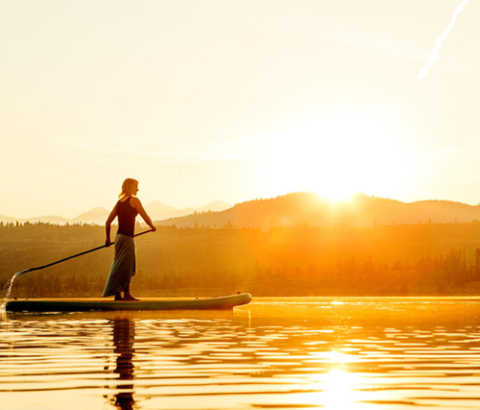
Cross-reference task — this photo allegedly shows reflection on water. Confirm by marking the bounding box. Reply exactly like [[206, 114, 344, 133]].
[[0, 297, 479, 410], [111, 318, 135, 410]]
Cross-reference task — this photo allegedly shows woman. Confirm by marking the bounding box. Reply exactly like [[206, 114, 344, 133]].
[[103, 178, 157, 301]]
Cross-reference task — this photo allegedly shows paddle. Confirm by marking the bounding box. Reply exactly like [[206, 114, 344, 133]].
[[13, 230, 154, 278]]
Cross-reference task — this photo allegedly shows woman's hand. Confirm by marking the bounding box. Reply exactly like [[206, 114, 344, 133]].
[[151, 226, 157, 232], [105, 238, 112, 247]]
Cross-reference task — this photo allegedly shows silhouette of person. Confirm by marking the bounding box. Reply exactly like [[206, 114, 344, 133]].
[[103, 178, 157, 301]]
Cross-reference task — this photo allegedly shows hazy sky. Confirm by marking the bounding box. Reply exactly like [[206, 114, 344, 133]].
[[2, 0, 479, 218]]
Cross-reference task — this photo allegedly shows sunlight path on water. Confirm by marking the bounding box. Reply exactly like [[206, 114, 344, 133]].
[[0, 298, 479, 409]]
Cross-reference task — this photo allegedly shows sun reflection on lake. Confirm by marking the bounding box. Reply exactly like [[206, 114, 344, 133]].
[[308, 350, 359, 364], [323, 369, 361, 410], [293, 369, 363, 410]]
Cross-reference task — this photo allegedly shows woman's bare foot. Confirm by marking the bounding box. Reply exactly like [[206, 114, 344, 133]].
[[123, 295, 140, 301], [123, 285, 139, 301], [114, 292, 124, 301]]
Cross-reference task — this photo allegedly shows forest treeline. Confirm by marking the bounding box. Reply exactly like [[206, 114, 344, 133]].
[[1, 221, 479, 298]]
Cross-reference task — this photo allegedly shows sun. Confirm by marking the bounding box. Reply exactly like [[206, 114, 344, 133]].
[[265, 105, 410, 202]]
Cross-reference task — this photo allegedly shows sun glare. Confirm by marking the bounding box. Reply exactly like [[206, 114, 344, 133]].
[[294, 368, 364, 410], [322, 369, 362, 409], [266, 107, 408, 202]]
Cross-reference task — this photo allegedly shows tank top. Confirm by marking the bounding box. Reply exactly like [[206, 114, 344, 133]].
[[116, 197, 139, 237]]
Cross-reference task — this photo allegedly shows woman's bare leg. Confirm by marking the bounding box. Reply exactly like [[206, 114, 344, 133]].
[[114, 292, 124, 301], [123, 284, 139, 301]]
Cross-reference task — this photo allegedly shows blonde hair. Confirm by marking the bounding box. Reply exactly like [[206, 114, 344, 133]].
[[119, 178, 139, 198]]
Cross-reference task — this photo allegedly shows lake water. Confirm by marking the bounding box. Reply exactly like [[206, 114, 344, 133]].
[[1, 297, 479, 410]]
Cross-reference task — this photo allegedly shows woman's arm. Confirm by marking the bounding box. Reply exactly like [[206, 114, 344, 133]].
[[131, 197, 157, 231], [105, 204, 118, 247]]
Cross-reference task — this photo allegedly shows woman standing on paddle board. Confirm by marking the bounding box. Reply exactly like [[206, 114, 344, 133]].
[[103, 178, 157, 301]]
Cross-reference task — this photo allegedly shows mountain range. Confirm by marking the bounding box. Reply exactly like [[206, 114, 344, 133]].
[[156, 192, 480, 228], [3, 193, 480, 228], [0, 200, 232, 225]]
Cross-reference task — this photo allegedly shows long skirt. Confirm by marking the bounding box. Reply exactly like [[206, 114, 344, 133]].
[[102, 234, 136, 297]]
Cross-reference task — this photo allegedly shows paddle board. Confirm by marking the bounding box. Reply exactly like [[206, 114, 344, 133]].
[[6, 293, 252, 312]]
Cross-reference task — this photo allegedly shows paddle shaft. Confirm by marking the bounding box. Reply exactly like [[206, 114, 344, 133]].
[[14, 230, 153, 278]]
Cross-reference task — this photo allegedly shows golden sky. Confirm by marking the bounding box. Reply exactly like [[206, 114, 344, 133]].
[[1, 0, 479, 218]]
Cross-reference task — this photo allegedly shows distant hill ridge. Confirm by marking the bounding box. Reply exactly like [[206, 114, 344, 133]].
[[3, 193, 480, 227], [0, 200, 232, 225], [156, 192, 480, 228]]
